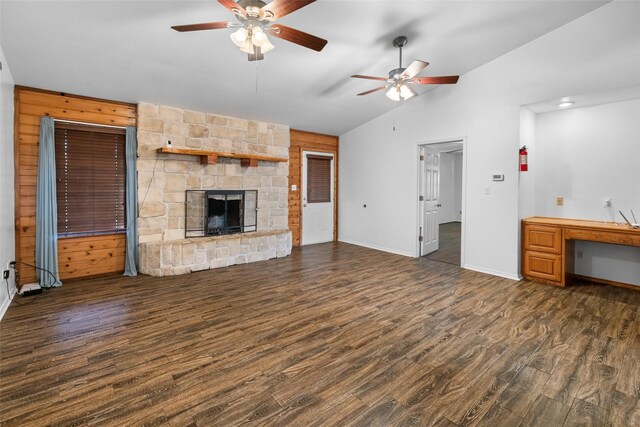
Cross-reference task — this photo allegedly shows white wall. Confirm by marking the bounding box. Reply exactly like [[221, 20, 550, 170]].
[[339, 2, 640, 279], [533, 99, 640, 285], [534, 99, 640, 221], [0, 41, 16, 318], [438, 152, 462, 224]]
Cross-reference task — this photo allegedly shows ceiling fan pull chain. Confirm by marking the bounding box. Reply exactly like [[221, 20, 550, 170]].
[[255, 59, 259, 94], [393, 101, 397, 131]]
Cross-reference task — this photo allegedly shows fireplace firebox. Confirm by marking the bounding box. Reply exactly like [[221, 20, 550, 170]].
[[185, 190, 257, 238]]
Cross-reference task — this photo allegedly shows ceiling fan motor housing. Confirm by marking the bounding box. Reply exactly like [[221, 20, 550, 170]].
[[238, 0, 267, 18], [389, 68, 406, 80]]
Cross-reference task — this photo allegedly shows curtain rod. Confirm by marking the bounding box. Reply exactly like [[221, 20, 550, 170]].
[[53, 118, 128, 130]]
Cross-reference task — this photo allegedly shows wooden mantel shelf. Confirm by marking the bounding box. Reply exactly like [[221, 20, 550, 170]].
[[157, 147, 287, 167]]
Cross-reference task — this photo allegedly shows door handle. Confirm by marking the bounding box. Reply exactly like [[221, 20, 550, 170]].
[[437, 204, 442, 207]]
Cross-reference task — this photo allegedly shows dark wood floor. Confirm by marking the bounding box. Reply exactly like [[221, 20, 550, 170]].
[[424, 222, 461, 265], [1, 242, 639, 426]]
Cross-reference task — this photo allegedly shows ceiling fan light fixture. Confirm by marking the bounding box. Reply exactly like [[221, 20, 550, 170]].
[[230, 27, 248, 48], [261, 37, 275, 54], [386, 86, 402, 102], [399, 84, 416, 100], [239, 38, 255, 54], [251, 26, 267, 46]]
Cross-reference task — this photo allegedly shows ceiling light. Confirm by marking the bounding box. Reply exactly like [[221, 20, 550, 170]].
[[239, 38, 254, 54], [261, 38, 275, 54], [251, 27, 267, 47], [557, 101, 574, 108], [400, 84, 417, 100], [230, 28, 248, 48], [386, 86, 402, 102], [386, 84, 416, 101]]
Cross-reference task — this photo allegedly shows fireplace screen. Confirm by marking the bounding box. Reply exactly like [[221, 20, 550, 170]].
[[185, 190, 257, 237]]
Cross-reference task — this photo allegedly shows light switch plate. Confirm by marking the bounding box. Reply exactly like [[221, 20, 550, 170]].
[[291, 184, 297, 191], [556, 197, 564, 206]]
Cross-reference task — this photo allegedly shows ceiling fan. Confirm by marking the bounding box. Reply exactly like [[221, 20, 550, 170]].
[[171, 0, 327, 61], [352, 36, 459, 101]]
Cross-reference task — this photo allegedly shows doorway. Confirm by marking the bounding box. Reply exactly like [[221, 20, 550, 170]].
[[302, 151, 335, 245], [417, 139, 465, 265]]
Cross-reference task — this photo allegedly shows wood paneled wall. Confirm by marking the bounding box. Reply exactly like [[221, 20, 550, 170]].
[[14, 87, 136, 285], [288, 129, 339, 246]]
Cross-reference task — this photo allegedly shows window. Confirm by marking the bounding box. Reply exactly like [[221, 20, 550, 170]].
[[306, 155, 332, 203], [55, 123, 126, 237]]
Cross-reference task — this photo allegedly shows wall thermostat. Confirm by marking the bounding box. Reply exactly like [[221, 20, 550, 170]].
[[492, 174, 505, 182]]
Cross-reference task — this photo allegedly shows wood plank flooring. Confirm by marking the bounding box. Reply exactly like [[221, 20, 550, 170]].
[[1, 242, 639, 426], [424, 222, 461, 265]]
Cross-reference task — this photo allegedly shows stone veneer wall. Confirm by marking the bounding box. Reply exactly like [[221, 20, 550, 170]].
[[136, 102, 291, 274]]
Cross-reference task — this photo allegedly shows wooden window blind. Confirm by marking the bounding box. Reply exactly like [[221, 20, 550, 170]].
[[306, 155, 332, 203], [54, 123, 127, 237]]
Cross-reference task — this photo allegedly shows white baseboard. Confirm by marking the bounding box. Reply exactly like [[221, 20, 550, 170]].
[[0, 288, 16, 321], [338, 239, 414, 258], [463, 264, 522, 281]]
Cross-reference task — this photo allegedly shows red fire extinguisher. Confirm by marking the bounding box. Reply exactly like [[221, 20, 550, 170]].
[[519, 146, 528, 172]]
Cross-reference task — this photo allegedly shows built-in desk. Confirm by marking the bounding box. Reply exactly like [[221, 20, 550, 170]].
[[522, 217, 640, 290]]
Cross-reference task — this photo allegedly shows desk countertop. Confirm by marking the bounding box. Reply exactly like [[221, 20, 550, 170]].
[[523, 216, 640, 234]]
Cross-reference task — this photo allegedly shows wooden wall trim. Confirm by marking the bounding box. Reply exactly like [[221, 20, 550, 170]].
[[288, 129, 339, 247], [13, 87, 136, 285], [14, 85, 137, 109]]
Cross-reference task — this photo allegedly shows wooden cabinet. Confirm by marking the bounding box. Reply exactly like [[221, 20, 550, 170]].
[[522, 222, 563, 286], [523, 250, 562, 282], [522, 217, 640, 289], [524, 224, 561, 254]]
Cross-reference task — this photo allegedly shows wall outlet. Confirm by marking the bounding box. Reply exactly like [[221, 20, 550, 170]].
[[3, 270, 9, 280], [556, 197, 564, 206], [603, 197, 612, 207]]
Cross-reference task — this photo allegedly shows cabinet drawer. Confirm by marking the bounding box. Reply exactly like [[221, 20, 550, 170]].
[[523, 250, 562, 283], [523, 224, 562, 254]]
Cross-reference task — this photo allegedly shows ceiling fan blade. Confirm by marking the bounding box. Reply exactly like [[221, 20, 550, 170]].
[[412, 76, 460, 85], [269, 24, 327, 52], [172, 21, 230, 32], [357, 86, 387, 96], [351, 75, 388, 81], [218, 0, 246, 15], [401, 60, 429, 79], [261, 0, 316, 19]]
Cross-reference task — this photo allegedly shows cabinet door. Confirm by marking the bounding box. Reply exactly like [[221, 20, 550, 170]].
[[523, 250, 562, 283], [524, 225, 562, 254]]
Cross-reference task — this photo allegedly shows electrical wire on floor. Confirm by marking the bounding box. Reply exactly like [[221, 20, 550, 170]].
[[15, 261, 58, 290], [5, 277, 21, 305]]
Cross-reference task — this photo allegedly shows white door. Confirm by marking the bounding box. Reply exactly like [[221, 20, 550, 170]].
[[302, 152, 334, 245], [420, 146, 440, 255]]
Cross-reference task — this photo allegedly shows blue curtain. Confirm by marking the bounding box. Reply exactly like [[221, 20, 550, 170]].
[[35, 116, 62, 287], [124, 126, 139, 276]]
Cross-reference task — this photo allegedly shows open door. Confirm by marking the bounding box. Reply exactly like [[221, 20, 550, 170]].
[[420, 146, 440, 255], [302, 151, 334, 245]]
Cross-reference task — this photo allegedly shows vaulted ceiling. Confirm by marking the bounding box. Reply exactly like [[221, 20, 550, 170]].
[[1, 1, 608, 135]]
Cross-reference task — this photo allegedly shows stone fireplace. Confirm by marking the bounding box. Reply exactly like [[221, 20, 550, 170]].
[[136, 102, 291, 276], [185, 189, 258, 237]]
